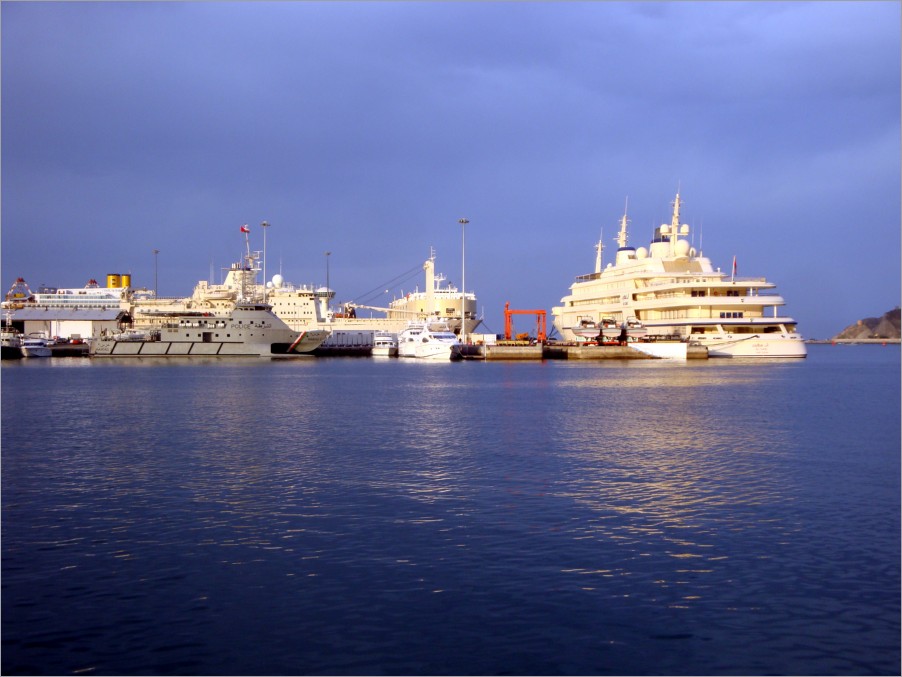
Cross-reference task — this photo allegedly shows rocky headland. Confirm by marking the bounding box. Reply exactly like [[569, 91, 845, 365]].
[[832, 307, 901, 341]]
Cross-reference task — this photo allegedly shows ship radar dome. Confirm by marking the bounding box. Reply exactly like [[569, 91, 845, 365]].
[[689, 247, 697, 257], [272, 274, 284, 288], [680, 224, 689, 235], [660, 224, 670, 235], [674, 240, 691, 257], [636, 247, 648, 259]]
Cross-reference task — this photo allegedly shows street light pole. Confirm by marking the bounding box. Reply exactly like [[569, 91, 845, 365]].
[[152, 249, 160, 298], [458, 218, 469, 345], [261, 221, 270, 303]]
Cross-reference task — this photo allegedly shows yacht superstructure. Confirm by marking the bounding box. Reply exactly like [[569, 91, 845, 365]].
[[552, 194, 806, 358]]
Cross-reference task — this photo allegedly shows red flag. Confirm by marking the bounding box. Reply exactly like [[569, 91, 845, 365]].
[[240, 225, 250, 233], [731, 255, 737, 280]]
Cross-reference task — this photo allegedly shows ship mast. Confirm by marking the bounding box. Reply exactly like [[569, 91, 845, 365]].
[[616, 197, 630, 249], [669, 193, 682, 256], [594, 230, 604, 274], [613, 198, 635, 266]]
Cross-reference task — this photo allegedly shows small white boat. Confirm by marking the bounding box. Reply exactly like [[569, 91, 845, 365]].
[[397, 321, 461, 360], [21, 336, 52, 358], [114, 329, 149, 341], [625, 317, 647, 338], [372, 331, 398, 357], [1, 327, 22, 359], [571, 317, 619, 341]]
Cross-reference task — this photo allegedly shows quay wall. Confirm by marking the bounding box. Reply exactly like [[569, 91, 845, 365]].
[[462, 343, 707, 360]]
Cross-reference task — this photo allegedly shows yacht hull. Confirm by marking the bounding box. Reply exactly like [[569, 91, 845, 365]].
[[398, 345, 460, 360], [698, 335, 807, 358]]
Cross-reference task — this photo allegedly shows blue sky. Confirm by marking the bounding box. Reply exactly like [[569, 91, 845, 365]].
[[2, 1, 899, 339]]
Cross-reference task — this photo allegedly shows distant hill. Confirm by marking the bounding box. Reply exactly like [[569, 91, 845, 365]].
[[833, 307, 901, 340]]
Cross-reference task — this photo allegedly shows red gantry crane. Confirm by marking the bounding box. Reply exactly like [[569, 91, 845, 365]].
[[503, 302, 547, 343]]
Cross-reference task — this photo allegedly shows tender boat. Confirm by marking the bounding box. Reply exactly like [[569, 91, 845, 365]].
[[570, 317, 619, 341], [625, 317, 647, 338], [397, 320, 462, 360], [371, 331, 398, 357], [91, 302, 328, 357], [552, 193, 806, 358]]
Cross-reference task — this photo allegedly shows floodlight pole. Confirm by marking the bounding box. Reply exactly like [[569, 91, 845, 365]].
[[458, 218, 469, 345], [152, 249, 160, 298], [325, 251, 331, 322]]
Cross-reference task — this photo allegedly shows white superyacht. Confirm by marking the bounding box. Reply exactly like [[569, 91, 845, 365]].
[[552, 194, 806, 358]]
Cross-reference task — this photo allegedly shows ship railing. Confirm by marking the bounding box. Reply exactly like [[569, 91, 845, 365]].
[[574, 272, 603, 282]]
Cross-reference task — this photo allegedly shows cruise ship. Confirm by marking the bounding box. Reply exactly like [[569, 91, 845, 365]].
[[552, 194, 807, 358], [2, 275, 135, 341]]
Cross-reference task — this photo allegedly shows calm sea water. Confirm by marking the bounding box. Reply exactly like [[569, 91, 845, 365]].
[[2, 346, 899, 676]]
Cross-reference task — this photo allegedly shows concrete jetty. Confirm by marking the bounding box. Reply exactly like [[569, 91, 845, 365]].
[[460, 342, 707, 361]]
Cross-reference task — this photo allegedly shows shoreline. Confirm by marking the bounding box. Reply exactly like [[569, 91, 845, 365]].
[[806, 338, 900, 345]]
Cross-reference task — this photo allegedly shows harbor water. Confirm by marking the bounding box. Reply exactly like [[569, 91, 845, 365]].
[[2, 346, 899, 675]]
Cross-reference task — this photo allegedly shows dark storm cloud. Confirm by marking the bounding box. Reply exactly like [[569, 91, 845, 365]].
[[2, 1, 899, 338]]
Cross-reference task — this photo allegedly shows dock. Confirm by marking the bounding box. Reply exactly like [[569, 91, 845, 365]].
[[460, 342, 708, 361], [49, 343, 90, 357]]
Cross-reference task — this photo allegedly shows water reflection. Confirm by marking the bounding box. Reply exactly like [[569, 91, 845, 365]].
[[2, 356, 897, 676], [538, 362, 805, 614]]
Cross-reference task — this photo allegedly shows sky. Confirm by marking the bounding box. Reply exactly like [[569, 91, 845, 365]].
[[2, 1, 899, 340]]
